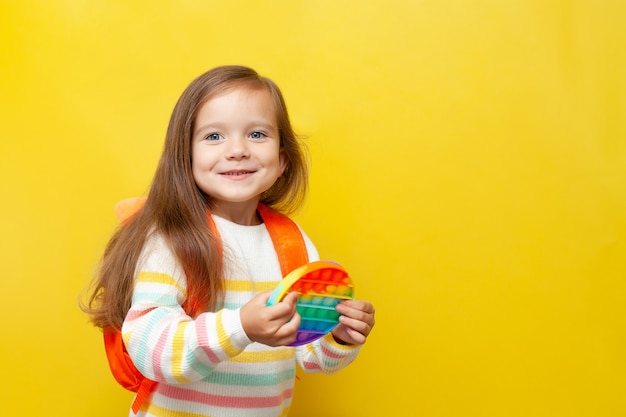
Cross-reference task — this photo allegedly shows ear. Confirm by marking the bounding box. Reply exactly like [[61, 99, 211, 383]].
[[278, 148, 288, 176]]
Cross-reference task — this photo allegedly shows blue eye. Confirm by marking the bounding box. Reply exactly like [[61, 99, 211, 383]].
[[250, 131, 266, 139], [206, 133, 222, 141]]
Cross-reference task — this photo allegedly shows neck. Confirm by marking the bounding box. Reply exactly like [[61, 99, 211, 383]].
[[210, 199, 262, 225]]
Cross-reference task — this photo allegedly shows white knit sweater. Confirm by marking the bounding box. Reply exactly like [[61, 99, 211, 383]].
[[122, 215, 361, 417]]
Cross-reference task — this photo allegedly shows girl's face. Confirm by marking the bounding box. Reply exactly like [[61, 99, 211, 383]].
[[191, 86, 287, 223]]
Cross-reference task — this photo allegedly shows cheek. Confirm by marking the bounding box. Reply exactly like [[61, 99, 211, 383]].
[[191, 164, 202, 187], [190, 150, 208, 181], [192, 147, 214, 171]]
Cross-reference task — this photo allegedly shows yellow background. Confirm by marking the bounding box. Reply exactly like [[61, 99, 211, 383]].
[[1, 1, 625, 416]]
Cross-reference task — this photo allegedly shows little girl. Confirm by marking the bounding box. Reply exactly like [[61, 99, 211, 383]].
[[83, 65, 375, 417]]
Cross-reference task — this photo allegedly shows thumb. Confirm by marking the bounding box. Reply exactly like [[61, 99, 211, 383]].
[[281, 291, 299, 306]]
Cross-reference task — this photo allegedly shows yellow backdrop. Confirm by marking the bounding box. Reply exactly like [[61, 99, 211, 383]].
[[1, 1, 624, 416]]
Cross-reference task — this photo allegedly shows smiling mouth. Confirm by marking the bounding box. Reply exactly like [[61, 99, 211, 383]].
[[222, 170, 255, 176]]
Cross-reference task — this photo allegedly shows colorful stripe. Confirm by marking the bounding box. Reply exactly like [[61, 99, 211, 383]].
[[228, 348, 293, 363], [161, 385, 294, 408], [152, 326, 170, 383], [223, 279, 277, 292], [171, 321, 191, 383], [137, 271, 187, 295], [215, 310, 239, 357], [195, 314, 221, 364]]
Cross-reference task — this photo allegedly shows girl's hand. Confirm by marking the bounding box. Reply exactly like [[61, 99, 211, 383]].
[[331, 300, 375, 345], [240, 290, 301, 347]]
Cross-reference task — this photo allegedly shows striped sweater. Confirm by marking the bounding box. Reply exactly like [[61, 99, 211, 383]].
[[122, 214, 361, 417]]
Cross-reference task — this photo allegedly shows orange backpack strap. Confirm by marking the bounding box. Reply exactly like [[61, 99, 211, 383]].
[[132, 379, 156, 414], [257, 203, 309, 274], [103, 327, 157, 413]]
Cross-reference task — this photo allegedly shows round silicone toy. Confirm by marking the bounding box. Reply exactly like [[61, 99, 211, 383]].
[[266, 260, 354, 346]]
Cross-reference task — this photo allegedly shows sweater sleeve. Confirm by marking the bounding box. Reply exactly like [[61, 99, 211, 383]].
[[295, 333, 361, 374], [121, 233, 253, 385]]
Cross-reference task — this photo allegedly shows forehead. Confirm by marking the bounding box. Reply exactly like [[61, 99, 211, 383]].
[[202, 83, 274, 109], [194, 85, 278, 130], [206, 80, 274, 105]]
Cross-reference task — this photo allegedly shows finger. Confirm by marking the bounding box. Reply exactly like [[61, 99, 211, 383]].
[[343, 326, 367, 344], [281, 291, 299, 306], [338, 314, 373, 338], [331, 324, 367, 345], [256, 289, 274, 304], [265, 306, 295, 326], [284, 310, 301, 332], [336, 302, 375, 326], [274, 312, 301, 345], [338, 299, 375, 315]]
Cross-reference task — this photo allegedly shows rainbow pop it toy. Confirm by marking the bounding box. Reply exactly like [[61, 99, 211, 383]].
[[267, 260, 354, 346]]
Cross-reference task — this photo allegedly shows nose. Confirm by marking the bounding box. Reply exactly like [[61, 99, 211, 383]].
[[225, 137, 250, 160]]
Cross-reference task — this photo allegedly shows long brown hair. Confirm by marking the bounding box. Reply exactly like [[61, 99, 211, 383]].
[[82, 66, 309, 330]]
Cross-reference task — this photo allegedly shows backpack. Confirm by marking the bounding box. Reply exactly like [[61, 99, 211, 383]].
[[103, 198, 309, 413]]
